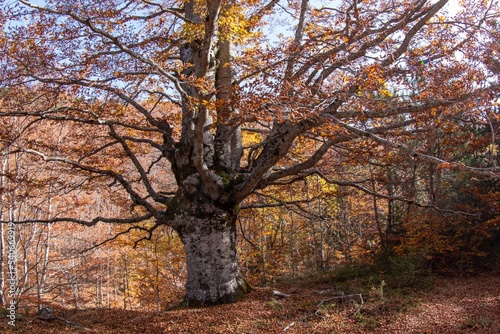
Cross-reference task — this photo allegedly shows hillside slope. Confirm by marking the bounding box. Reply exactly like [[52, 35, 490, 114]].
[[2, 272, 499, 333]]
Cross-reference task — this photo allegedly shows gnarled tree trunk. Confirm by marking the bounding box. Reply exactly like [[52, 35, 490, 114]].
[[174, 203, 248, 305]]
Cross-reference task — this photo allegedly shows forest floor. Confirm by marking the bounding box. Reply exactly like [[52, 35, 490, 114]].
[[1, 271, 499, 334]]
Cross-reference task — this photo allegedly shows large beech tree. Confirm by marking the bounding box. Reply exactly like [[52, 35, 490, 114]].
[[1, 0, 499, 305]]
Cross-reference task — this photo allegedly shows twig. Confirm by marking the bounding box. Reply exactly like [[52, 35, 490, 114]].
[[37, 307, 91, 331], [273, 290, 292, 299], [317, 293, 364, 307]]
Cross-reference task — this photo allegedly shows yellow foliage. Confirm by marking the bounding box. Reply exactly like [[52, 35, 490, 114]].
[[180, 21, 205, 42], [218, 4, 254, 43], [242, 129, 262, 146]]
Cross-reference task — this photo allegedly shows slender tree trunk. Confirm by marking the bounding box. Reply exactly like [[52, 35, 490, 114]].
[[0, 221, 4, 306], [288, 212, 297, 278], [153, 242, 161, 312], [36, 223, 51, 311], [260, 238, 268, 286], [72, 282, 80, 309], [122, 256, 130, 310], [0, 155, 6, 306]]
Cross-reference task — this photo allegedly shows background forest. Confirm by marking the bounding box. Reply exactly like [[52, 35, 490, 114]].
[[1, 117, 499, 312]]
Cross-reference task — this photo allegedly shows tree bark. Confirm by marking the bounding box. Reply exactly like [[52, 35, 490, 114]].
[[175, 204, 248, 306]]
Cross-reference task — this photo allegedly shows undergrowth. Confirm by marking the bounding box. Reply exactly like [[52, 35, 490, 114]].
[[275, 251, 437, 329]]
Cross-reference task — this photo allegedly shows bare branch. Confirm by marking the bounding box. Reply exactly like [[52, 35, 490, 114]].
[[0, 212, 154, 227], [330, 117, 500, 180], [107, 124, 170, 205], [80, 220, 163, 252], [304, 169, 482, 217], [18, 148, 158, 212], [383, 0, 449, 65]]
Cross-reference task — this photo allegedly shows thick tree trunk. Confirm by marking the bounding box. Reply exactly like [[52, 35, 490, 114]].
[[176, 206, 248, 306]]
